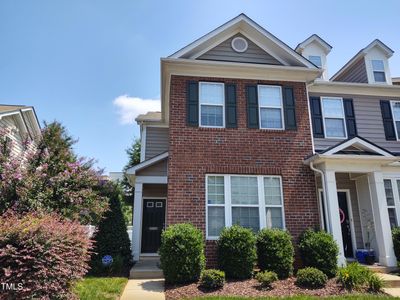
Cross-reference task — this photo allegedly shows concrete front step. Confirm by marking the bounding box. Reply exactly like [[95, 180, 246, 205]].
[[377, 273, 400, 288], [366, 264, 398, 274], [130, 258, 163, 279]]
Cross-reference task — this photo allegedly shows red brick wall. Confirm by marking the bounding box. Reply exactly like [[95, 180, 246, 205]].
[[166, 75, 320, 267]]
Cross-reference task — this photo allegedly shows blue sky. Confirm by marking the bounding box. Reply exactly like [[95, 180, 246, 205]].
[[1, 0, 399, 173]]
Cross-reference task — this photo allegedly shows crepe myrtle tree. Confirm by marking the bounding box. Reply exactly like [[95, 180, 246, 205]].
[[0, 122, 108, 225]]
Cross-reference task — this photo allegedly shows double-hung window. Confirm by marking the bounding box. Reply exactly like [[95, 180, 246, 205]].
[[371, 60, 386, 83], [309, 55, 322, 68], [199, 82, 225, 127], [321, 97, 347, 138], [383, 179, 400, 229], [391, 101, 400, 140], [206, 174, 285, 239], [258, 85, 284, 130]]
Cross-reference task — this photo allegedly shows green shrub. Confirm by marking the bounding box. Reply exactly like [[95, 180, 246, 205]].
[[256, 228, 294, 279], [337, 262, 383, 292], [199, 269, 225, 289], [90, 183, 132, 276], [298, 229, 339, 278], [217, 225, 256, 279], [392, 227, 400, 261], [159, 223, 205, 284], [296, 267, 328, 289], [255, 271, 278, 289], [0, 212, 92, 299]]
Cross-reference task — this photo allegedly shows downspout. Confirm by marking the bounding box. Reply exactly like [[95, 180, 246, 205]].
[[309, 161, 331, 233]]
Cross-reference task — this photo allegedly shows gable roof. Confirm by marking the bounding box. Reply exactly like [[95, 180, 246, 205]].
[[169, 14, 317, 68], [0, 104, 41, 139], [125, 151, 168, 175], [295, 34, 332, 55], [331, 39, 394, 81]]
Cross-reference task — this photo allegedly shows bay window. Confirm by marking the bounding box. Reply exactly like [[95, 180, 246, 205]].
[[199, 82, 225, 127], [206, 174, 285, 239]]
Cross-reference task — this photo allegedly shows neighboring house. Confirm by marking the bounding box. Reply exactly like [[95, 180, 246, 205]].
[[126, 14, 400, 268], [0, 105, 41, 155], [393, 77, 400, 86]]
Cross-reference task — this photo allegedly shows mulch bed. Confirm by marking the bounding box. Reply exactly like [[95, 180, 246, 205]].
[[165, 277, 350, 299]]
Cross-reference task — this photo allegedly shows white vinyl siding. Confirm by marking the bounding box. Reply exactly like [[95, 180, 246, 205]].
[[321, 97, 347, 139], [199, 82, 225, 128], [258, 85, 284, 130], [206, 174, 285, 239]]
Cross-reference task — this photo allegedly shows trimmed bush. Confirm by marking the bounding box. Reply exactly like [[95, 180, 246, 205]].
[[0, 211, 92, 299], [159, 223, 205, 284], [217, 225, 257, 279], [199, 269, 225, 289], [392, 227, 400, 261], [255, 271, 278, 289], [296, 267, 328, 289], [90, 182, 132, 276], [256, 228, 294, 278], [298, 229, 339, 278], [337, 262, 383, 292]]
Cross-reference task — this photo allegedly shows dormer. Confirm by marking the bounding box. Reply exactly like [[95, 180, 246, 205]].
[[331, 39, 394, 85], [295, 34, 332, 80]]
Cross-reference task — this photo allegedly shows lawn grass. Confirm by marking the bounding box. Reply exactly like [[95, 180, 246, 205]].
[[192, 296, 392, 300], [73, 276, 128, 300]]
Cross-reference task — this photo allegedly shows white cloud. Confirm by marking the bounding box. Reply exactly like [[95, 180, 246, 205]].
[[113, 95, 161, 124]]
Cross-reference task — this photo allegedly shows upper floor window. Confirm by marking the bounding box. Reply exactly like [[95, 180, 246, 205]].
[[258, 85, 284, 130], [309, 55, 322, 68], [371, 60, 386, 83], [199, 82, 225, 128], [321, 97, 347, 138], [391, 101, 400, 140]]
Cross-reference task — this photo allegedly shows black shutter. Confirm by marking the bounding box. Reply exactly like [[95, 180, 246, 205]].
[[187, 81, 199, 127], [380, 100, 396, 140], [343, 98, 357, 138], [246, 85, 259, 128], [225, 84, 237, 128], [282, 86, 296, 130], [309, 97, 324, 138]]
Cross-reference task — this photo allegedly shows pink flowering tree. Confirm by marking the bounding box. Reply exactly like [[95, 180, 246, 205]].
[[0, 122, 108, 224]]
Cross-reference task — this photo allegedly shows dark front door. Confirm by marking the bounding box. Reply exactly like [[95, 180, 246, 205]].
[[338, 192, 354, 258], [141, 199, 166, 253]]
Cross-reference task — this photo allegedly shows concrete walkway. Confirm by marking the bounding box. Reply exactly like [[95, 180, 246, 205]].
[[121, 257, 165, 299], [120, 278, 165, 300]]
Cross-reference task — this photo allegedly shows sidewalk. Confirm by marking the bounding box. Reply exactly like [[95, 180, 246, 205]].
[[120, 278, 165, 300]]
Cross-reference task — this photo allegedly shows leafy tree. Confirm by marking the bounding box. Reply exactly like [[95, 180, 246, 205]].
[[0, 122, 108, 224], [90, 182, 132, 276], [119, 139, 141, 225]]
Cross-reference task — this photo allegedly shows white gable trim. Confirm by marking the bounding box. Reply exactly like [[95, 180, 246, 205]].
[[169, 14, 316, 69], [126, 152, 168, 175], [323, 137, 393, 157], [295, 34, 332, 55], [190, 30, 288, 66]]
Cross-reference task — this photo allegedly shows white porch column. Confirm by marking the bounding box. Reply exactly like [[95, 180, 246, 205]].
[[323, 169, 346, 266], [132, 182, 143, 261], [368, 171, 397, 266]]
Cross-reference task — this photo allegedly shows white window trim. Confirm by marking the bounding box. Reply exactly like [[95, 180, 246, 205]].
[[257, 85, 285, 130], [390, 101, 400, 141], [371, 59, 386, 84], [321, 96, 347, 139], [309, 55, 322, 68], [205, 174, 285, 240], [383, 178, 400, 228], [199, 82, 225, 128]]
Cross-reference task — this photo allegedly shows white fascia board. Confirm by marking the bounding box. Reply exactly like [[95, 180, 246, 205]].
[[309, 80, 400, 97], [304, 153, 398, 165], [295, 34, 332, 55], [323, 137, 394, 157], [126, 152, 169, 175]]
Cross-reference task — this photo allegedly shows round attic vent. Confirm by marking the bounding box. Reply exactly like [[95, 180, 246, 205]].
[[231, 37, 248, 53]]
